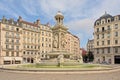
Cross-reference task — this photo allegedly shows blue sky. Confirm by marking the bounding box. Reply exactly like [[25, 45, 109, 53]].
[[0, 0, 120, 49]]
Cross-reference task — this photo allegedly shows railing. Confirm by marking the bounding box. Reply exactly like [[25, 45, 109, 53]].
[[95, 29, 111, 34], [3, 28, 22, 33], [5, 35, 20, 39]]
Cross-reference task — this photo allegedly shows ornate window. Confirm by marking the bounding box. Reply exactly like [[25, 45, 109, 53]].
[[102, 41, 104, 45], [23, 51, 26, 55], [115, 24, 118, 29], [42, 31, 44, 36], [102, 27, 105, 32], [6, 32, 9, 37], [16, 52, 19, 56], [11, 51, 14, 56], [97, 41, 99, 46], [107, 18, 111, 23], [101, 19, 105, 24], [16, 33, 19, 38], [16, 39, 19, 43], [42, 43, 44, 47], [108, 48, 110, 53], [115, 32, 118, 37], [114, 16, 119, 21], [107, 32, 110, 38], [115, 40, 118, 44], [102, 34, 104, 39], [115, 47, 118, 53], [102, 48, 104, 53], [16, 46, 19, 50], [107, 25, 110, 30], [42, 37, 44, 41], [6, 52, 9, 56], [107, 40, 110, 45], [96, 21, 100, 25], [97, 35, 99, 39], [97, 49, 99, 54], [6, 38, 9, 42], [16, 28, 19, 32], [6, 25, 9, 29], [6, 45, 9, 49], [11, 26, 14, 30]]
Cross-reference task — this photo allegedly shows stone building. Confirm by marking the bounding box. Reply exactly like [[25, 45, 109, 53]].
[[94, 12, 120, 64], [87, 39, 94, 53], [0, 11, 82, 65], [18, 17, 41, 63], [66, 32, 81, 59], [0, 17, 23, 64], [46, 11, 82, 63]]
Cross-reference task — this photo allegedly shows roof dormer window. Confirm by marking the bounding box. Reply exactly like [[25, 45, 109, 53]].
[[114, 16, 118, 21], [107, 18, 111, 23], [96, 21, 100, 26], [101, 19, 105, 24], [102, 21, 104, 24]]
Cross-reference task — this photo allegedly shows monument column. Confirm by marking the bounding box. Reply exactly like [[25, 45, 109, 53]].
[[52, 11, 68, 51]]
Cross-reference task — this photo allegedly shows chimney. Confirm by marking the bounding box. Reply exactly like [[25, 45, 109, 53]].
[[36, 19, 40, 25], [46, 22, 50, 27], [17, 16, 22, 22], [9, 18, 14, 24], [2, 16, 6, 23]]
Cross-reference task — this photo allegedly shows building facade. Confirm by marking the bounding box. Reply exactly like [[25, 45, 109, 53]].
[[87, 39, 94, 53], [0, 17, 23, 64], [66, 32, 81, 59], [94, 12, 120, 64], [0, 11, 81, 65]]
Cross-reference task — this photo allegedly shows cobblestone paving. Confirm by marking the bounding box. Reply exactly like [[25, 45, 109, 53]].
[[0, 70, 120, 80]]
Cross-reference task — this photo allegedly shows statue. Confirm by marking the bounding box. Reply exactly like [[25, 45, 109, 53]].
[[57, 54, 64, 66], [34, 55, 41, 63], [61, 33, 66, 48], [53, 34, 58, 48], [53, 40, 58, 48], [61, 39, 66, 48]]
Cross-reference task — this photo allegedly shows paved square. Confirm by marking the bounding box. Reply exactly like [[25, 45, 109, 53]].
[[0, 70, 120, 80]]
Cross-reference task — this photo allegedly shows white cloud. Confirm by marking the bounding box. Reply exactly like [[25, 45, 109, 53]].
[[66, 18, 94, 48], [66, 18, 94, 34], [36, 0, 120, 48], [0, 0, 120, 48], [0, 2, 19, 18], [39, 0, 87, 19], [89, 0, 120, 19], [21, 0, 38, 16]]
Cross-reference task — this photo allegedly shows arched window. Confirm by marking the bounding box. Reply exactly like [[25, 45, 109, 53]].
[[59, 17, 60, 23], [101, 19, 105, 24], [114, 16, 118, 21], [107, 18, 111, 23], [96, 21, 100, 25], [103, 56, 105, 61]]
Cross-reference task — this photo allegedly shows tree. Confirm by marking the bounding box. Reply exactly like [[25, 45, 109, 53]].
[[82, 54, 88, 63], [87, 51, 94, 62]]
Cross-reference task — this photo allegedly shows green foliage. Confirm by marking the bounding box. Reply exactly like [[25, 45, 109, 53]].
[[82, 51, 94, 63], [87, 51, 94, 62]]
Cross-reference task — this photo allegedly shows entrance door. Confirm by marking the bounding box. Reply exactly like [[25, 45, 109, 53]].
[[114, 56, 120, 64], [31, 58, 34, 63]]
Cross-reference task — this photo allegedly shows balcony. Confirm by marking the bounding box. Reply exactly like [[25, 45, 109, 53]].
[[14, 36, 20, 39], [5, 35, 20, 39], [106, 29, 111, 32], [3, 28, 22, 33], [3, 48, 22, 51], [5, 41, 20, 45], [95, 29, 111, 34]]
